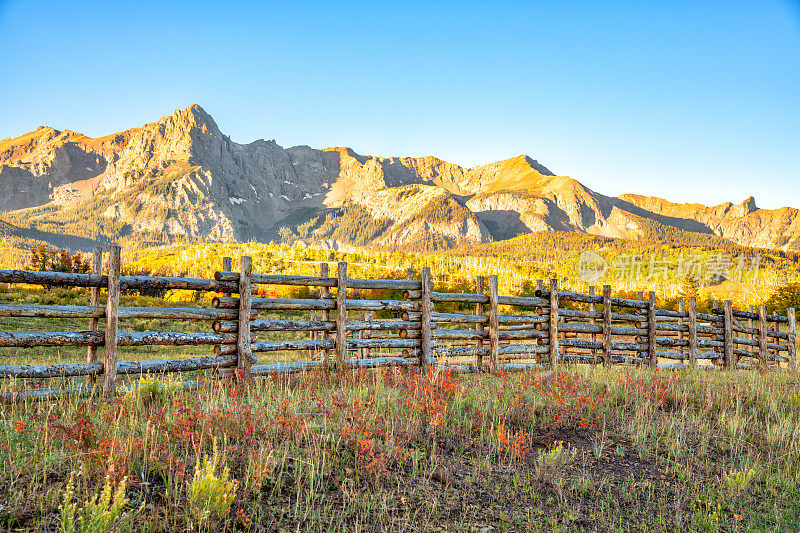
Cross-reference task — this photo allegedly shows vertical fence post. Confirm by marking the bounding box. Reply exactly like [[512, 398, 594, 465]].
[[475, 276, 485, 368], [748, 304, 755, 351], [309, 312, 317, 360], [336, 262, 348, 367], [758, 304, 768, 370], [678, 297, 684, 359], [602, 285, 611, 368], [87, 247, 102, 386], [222, 257, 232, 296], [103, 245, 120, 399], [488, 275, 500, 372], [404, 268, 416, 363], [237, 256, 253, 378], [215, 256, 233, 378], [687, 297, 698, 368], [549, 279, 559, 368], [637, 291, 646, 362], [788, 308, 796, 371], [647, 292, 657, 367], [320, 263, 331, 365], [420, 266, 433, 373], [588, 286, 597, 364], [723, 300, 734, 369]]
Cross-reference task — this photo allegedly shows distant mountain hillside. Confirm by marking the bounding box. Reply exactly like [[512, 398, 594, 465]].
[[1, 104, 798, 253]]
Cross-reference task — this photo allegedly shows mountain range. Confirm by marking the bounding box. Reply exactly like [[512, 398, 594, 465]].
[[1, 104, 798, 252]]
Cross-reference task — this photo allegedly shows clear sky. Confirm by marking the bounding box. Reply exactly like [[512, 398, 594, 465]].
[[1, 0, 798, 209]]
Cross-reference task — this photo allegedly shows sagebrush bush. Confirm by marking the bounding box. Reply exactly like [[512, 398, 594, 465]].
[[187, 439, 237, 528]]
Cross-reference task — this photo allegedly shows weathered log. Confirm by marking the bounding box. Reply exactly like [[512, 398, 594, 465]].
[[116, 355, 244, 375], [655, 337, 689, 347], [474, 276, 486, 367], [0, 330, 106, 347], [0, 304, 104, 319], [431, 292, 489, 304], [104, 246, 121, 398], [655, 309, 689, 319], [498, 344, 549, 356], [698, 339, 724, 348], [2, 380, 201, 403], [560, 339, 604, 350], [488, 275, 500, 371], [350, 338, 424, 349], [535, 289, 603, 305], [609, 311, 642, 322], [499, 315, 548, 324], [687, 297, 698, 367], [610, 326, 647, 336], [122, 275, 239, 294], [434, 329, 488, 340], [558, 322, 603, 334], [215, 319, 335, 333], [697, 312, 723, 323], [217, 271, 334, 286], [609, 341, 649, 352], [87, 247, 102, 386], [712, 307, 788, 324], [647, 292, 657, 367], [723, 300, 734, 368], [213, 344, 236, 356], [336, 262, 348, 365], [432, 312, 489, 324], [116, 332, 240, 346], [243, 357, 416, 376], [217, 271, 425, 291], [216, 319, 425, 333], [549, 279, 559, 368], [789, 308, 796, 371], [212, 296, 421, 312], [253, 340, 336, 352], [420, 267, 433, 371], [602, 285, 612, 368], [500, 323, 543, 331], [655, 322, 689, 333], [401, 311, 421, 322], [497, 295, 549, 307], [442, 362, 542, 374], [656, 351, 687, 361], [319, 263, 332, 363], [213, 296, 334, 310], [0, 267, 237, 292], [0, 362, 104, 378], [0, 269, 105, 288], [0, 267, 232, 294], [435, 346, 490, 358]]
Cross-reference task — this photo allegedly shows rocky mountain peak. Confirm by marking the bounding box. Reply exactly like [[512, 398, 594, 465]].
[[1, 105, 798, 253], [164, 104, 221, 138]]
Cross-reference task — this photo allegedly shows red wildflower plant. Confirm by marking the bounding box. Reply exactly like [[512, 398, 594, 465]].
[[403, 368, 459, 429], [625, 369, 684, 409]]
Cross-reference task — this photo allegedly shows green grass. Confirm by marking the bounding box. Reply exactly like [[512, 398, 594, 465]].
[[0, 365, 799, 531]]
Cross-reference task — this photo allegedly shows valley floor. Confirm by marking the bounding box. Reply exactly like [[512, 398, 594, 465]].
[[1, 366, 799, 531]]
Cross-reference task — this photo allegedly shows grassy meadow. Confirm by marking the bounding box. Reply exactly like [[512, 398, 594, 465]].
[[1, 365, 800, 531]]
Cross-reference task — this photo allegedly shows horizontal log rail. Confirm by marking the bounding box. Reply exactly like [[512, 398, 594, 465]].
[[215, 271, 430, 291], [0, 270, 239, 293]]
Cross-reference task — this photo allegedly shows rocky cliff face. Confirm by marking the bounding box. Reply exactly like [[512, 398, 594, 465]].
[[1, 104, 798, 251]]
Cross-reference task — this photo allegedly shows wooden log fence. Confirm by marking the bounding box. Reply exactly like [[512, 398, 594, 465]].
[[0, 249, 797, 401]]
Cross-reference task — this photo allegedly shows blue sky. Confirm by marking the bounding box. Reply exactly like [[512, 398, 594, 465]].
[[1, 0, 798, 209]]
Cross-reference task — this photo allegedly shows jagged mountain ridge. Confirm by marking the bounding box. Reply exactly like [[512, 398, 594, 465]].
[[1, 104, 798, 252]]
